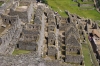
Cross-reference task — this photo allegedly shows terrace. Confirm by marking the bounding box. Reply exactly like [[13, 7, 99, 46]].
[[47, 0, 100, 20]]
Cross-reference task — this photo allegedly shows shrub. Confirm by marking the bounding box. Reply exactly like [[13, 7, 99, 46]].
[[41, 0, 48, 4]]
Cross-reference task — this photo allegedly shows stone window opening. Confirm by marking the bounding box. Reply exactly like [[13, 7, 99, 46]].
[[77, 21, 78, 24], [80, 61, 83, 65], [70, 49, 71, 51], [81, 31, 84, 35], [62, 46, 66, 50], [55, 54, 57, 59], [62, 32, 65, 35], [5, 19, 6, 22], [57, 25, 59, 29], [62, 51, 65, 55], [20, 33, 22, 37], [77, 49, 80, 54], [0, 39, 2, 45], [16, 44, 19, 48], [62, 57, 65, 62], [62, 41, 65, 44], [9, 20, 11, 24], [53, 41, 55, 45]]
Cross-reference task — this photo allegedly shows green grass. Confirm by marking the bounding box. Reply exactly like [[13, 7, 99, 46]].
[[0, 1, 4, 6], [86, 35, 99, 66], [81, 35, 99, 66], [47, 0, 100, 20], [82, 44, 92, 66], [12, 49, 30, 55]]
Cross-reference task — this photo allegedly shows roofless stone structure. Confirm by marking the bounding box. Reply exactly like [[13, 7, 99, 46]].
[[0, 0, 99, 66]]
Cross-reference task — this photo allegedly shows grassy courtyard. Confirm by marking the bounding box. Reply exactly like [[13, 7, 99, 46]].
[[12, 49, 30, 55], [82, 44, 92, 66], [47, 0, 100, 20]]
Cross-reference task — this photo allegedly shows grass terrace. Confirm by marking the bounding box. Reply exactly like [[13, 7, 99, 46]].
[[81, 35, 99, 66], [82, 44, 92, 66], [47, 0, 100, 20]]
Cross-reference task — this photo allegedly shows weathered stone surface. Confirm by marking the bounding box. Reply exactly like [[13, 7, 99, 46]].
[[0, 1, 87, 66], [9, 1, 34, 23], [65, 55, 83, 64], [47, 46, 57, 56]]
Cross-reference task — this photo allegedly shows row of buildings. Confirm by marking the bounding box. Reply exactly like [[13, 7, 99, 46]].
[[1, 0, 100, 66]]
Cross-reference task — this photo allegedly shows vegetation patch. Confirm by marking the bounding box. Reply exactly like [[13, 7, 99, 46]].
[[0, 1, 4, 6], [82, 44, 92, 66], [41, 0, 48, 4], [47, 0, 100, 20], [12, 49, 30, 55]]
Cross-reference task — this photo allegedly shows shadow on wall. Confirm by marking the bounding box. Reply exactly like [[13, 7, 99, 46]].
[[37, 0, 40, 3]]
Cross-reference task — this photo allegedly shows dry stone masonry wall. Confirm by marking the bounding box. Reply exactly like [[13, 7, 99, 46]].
[[0, 0, 99, 66]]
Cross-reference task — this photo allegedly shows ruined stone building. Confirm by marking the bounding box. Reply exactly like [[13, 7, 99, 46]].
[[9, 1, 34, 23], [16, 5, 46, 58], [0, 14, 22, 54], [90, 29, 100, 63], [0, 0, 97, 66], [58, 15, 83, 65], [0, 0, 36, 54], [66, 13, 100, 65]]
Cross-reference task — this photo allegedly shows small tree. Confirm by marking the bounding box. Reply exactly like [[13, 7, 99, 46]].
[[41, 0, 48, 4]]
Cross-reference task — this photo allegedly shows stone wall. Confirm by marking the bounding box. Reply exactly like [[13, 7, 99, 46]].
[[23, 30, 39, 41], [26, 24, 41, 31], [17, 41, 38, 51], [0, 0, 14, 14], [48, 32, 56, 45], [47, 46, 57, 56], [16, 5, 45, 57], [65, 55, 83, 64], [27, 2, 34, 22], [66, 46, 81, 54], [9, 9, 28, 23], [0, 52, 82, 66], [0, 14, 22, 54], [57, 12, 84, 65], [20, 0, 37, 3], [9, 1, 33, 23], [79, 4, 94, 8], [17, 28, 40, 50]]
